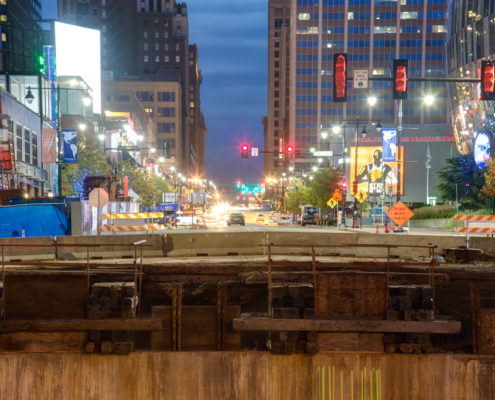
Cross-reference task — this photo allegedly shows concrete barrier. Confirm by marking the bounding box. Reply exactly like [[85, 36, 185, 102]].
[[0, 237, 56, 261], [55, 234, 166, 260], [165, 231, 266, 257]]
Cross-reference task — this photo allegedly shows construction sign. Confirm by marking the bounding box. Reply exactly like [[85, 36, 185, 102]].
[[332, 190, 342, 201], [327, 198, 338, 208], [386, 201, 414, 227], [355, 190, 368, 203]]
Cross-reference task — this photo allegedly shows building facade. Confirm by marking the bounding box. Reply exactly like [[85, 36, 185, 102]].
[[58, 0, 204, 177], [447, 0, 495, 158], [0, 0, 42, 73], [103, 79, 183, 169], [266, 0, 454, 203]]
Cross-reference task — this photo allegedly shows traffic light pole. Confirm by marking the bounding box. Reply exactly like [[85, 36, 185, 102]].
[[397, 99, 403, 203]]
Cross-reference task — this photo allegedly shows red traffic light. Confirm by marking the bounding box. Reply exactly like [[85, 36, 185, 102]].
[[481, 60, 495, 100], [393, 59, 408, 100], [340, 180, 347, 190], [286, 145, 294, 153], [333, 53, 347, 102], [241, 144, 249, 159]]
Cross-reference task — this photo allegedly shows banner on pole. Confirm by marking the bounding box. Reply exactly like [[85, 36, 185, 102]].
[[382, 128, 397, 162], [41, 129, 57, 163], [62, 129, 78, 163]]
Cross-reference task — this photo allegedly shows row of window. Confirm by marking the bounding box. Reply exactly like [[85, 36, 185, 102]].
[[143, 31, 174, 40], [297, 24, 446, 36], [297, 0, 445, 5], [144, 55, 180, 63], [143, 42, 180, 51], [299, 11, 445, 21], [12, 123, 38, 166], [134, 92, 176, 102]]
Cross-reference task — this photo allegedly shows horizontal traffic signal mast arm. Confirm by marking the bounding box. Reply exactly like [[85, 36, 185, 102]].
[[348, 76, 481, 83]]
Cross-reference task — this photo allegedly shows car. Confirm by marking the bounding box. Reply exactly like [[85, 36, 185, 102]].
[[227, 213, 245, 226], [256, 214, 265, 223], [277, 216, 291, 225]]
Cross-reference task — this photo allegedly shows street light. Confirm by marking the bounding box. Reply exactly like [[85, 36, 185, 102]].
[[367, 95, 378, 106], [424, 94, 435, 106]]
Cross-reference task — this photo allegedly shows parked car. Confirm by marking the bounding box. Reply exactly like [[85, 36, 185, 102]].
[[227, 213, 245, 226]]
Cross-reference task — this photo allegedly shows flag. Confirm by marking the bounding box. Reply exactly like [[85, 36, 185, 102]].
[[42, 129, 57, 163], [62, 130, 78, 163], [382, 128, 397, 162]]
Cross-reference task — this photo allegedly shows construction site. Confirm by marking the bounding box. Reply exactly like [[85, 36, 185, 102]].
[[0, 229, 494, 399]]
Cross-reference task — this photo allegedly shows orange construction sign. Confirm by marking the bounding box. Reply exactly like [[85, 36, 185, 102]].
[[332, 190, 342, 201], [386, 201, 414, 227]]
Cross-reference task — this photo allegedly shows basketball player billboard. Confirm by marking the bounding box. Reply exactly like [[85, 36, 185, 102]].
[[350, 146, 404, 196]]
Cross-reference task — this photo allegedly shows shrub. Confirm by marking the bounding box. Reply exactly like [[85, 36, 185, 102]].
[[410, 204, 457, 220]]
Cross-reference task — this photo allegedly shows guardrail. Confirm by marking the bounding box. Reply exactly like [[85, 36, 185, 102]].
[[0, 240, 150, 321], [265, 242, 439, 319]]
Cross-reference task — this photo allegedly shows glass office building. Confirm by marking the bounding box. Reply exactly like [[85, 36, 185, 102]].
[[447, 0, 495, 156]]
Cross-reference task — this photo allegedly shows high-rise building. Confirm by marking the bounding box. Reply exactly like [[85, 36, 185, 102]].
[[266, 0, 291, 178], [266, 0, 454, 203], [0, 0, 42, 73], [58, 0, 204, 176]]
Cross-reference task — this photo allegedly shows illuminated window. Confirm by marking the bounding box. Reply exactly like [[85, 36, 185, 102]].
[[175, 56, 180, 63], [298, 13, 310, 20], [374, 26, 396, 33], [431, 25, 446, 33], [144, 31, 148, 38], [164, 55, 169, 62], [0, 15, 7, 22], [348, 12, 354, 20], [400, 11, 419, 19], [144, 55, 149, 62]]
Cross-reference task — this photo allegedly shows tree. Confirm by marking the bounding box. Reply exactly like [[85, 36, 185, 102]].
[[61, 133, 111, 197], [481, 157, 495, 202], [307, 167, 342, 210], [285, 182, 310, 214], [437, 156, 486, 208]]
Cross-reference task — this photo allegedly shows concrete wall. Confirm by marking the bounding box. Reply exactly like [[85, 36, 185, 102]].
[[0, 352, 493, 399]]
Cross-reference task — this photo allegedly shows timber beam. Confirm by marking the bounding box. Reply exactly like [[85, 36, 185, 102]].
[[233, 318, 461, 334]]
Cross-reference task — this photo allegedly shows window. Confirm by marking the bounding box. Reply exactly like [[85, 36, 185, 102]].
[[32, 131, 38, 166], [374, 26, 396, 34], [298, 13, 310, 20], [400, 11, 419, 19], [430, 25, 447, 33], [154, 19, 159, 27], [175, 56, 180, 63], [144, 31, 148, 38], [157, 107, 175, 117], [274, 61, 279, 68], [24, 129, 31, 163], [16, 124, 22, 162], [154, 43, 159, 50], [154, 32, 159, 39], [144, 55, 149, 62], [164, 43, 169, 51], [348, 12, 354, 20], [164, 32, 169, 38], [155, 56, 159, 62], [144, 43, 148, 50], [175, 43, 180, 51], [158, 92, 175, 102], [275, 42, 279, 48], [143, 19, 148, 27], [164, 55, 169, 62], [136, 92, 154, 102], [93, 8, 97, 16], [275, 51, 279, 58], [158, 123, 175, 133]]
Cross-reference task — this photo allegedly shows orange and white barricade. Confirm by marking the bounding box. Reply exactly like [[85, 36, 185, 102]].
[[454, 214, 495, 246], [102, 212, 165, 234]]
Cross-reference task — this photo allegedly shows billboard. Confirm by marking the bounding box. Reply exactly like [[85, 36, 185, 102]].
[[55, 22, 101, 114], [350, 146, 404, 197]]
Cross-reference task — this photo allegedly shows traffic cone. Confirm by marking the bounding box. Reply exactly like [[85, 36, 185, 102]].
[[385, 222, 390, 233], [376, 218, 379, 234]]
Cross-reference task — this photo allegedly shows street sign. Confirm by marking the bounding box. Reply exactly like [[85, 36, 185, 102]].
[[355, 190, 368, 203], [251, 147, 259, 157], [332, 190, 342, 201], [313, 150, 333, 157], [353, 69, 369, 89], [89, 188, 109, 208], [327, 198, 338, 208], [386, 201, 414, 227]]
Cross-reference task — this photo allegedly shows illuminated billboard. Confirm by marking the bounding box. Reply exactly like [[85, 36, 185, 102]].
[[350, 146, 404, 197], [55, 22, 101, 114], [474, 132, 492, 169]]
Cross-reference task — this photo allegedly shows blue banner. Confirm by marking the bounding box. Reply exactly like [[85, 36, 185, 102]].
[[382, 128, 397, 162], [62, 130, 78, 163]]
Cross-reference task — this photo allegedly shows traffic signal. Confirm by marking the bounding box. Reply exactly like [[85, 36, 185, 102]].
[[481, 60, 495, 100], [235, 179, 242, 188], [340, 180, 347, 191], [333, 53, 347, 102], [352, 180, 358, 194], [286, 144, 295, 157], [393, 59, 408, 100], [241, 144, 249, 159]]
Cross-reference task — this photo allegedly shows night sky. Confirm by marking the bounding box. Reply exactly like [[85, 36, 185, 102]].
[[41, 0, 267, 188]]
